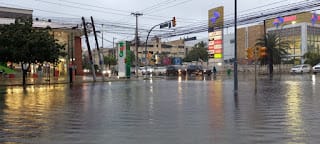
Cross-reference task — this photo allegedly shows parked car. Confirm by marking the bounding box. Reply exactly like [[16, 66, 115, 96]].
[[202, 66, 212, 76], [186, 65, 203, 75], [154, 66, 167, 76], [290, 64, 311, 74], [312, 63, 320, 74], [166, 65, 186, 76], [140, 66, 154, 75]]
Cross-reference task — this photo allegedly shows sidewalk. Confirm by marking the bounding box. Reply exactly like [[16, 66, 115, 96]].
[[0, 75, 144, 87]]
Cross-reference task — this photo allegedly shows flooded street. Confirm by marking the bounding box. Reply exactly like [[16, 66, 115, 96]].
[[1, 74, 320, 144]]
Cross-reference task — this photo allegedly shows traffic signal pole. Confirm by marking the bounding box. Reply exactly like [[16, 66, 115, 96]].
[[145, 18, 175, 72]]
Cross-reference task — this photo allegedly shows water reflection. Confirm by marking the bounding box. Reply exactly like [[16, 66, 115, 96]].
[[0, 85, 68, 143], [0, 75, 320, 143], [285, 81, 305, 143]]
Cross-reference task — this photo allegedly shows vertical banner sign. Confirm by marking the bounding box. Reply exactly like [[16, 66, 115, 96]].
[[208, 6, 224, 59], [125, 42, 131, 78], [118, 41, 126, 77]]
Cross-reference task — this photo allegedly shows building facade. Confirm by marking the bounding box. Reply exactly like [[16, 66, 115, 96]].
[[266, 12, 320, 64], [132, 38, 186, 65]]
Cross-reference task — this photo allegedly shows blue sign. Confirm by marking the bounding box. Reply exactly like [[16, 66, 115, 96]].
[[210, 11, 220, 24], [312, 13, 318, 25], [173, 58, 182, 65], [273, 16, 284, 27]]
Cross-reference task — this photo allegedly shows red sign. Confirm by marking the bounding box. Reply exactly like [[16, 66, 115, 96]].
[[283, 15, 296, 22], [214, 49, 222, 53], [208, 45, 214, 50], [214, 40, 222, 45]]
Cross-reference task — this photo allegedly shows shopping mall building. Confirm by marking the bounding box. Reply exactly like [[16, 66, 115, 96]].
[[236, 12, 320, 64]]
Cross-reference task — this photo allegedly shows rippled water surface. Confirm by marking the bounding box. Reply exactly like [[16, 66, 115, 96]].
[[1, 74, 320, 144]]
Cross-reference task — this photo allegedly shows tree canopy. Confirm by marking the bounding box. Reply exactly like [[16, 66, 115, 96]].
[[0, 19, 66, 86], [255, 33, 289, 65], [0, 19, 65, 65], [184, 41, 208, 62]]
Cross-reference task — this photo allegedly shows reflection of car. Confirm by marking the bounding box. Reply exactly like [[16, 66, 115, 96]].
[[313, 63, 320, 74], [154, 66, 167, 76], [187, 65, 203, 75], [290, 64, 311, 73], [166, 65, 186, 76]]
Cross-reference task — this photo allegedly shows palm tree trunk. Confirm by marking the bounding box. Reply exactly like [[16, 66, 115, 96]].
[[268, 49, 273, 77]]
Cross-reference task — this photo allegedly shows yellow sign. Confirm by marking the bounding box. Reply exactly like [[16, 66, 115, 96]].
[[214, 53, 223, 59]]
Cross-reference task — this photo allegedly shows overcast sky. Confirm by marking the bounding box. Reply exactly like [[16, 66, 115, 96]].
[[1, 0, 306, 47]]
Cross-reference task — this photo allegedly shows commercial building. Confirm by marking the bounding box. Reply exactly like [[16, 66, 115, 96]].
[[266, 12, 320, 64], [132, 37, 186, 65], [0, 6, 32, 23]]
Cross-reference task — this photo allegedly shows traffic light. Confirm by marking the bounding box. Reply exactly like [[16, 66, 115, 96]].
[[259, 47, 267, 58], [246, 47, 253, 59], [172, 16, 176, 27]]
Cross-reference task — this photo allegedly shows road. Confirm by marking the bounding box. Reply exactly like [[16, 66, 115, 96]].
[[0, 74, 320, 144]]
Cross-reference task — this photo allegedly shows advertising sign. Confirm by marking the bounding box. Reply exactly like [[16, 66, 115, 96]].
[[208, 6, 224, 60], [208, 29, 223, 59], [208, 6, 224, 30], [117, 41, 131, 78]]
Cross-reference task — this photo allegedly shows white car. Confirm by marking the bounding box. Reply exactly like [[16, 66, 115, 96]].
[[312, 63, 320, 74], [153, 66, 167, 76], [290, 64, 311, 74]]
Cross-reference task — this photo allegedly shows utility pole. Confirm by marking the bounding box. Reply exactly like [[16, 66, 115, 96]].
[[113, 37, 116, 57], [101, 24, 104, 49], [131, 12, 143, 77], [91, 16, 105, 81], [82, 17, 96, 81]]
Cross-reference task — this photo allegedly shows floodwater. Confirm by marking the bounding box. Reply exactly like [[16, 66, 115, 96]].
[[0, 74, 320, 144]]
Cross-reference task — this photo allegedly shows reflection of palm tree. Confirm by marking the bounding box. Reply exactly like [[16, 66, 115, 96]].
[[255, 33, 289, 76]]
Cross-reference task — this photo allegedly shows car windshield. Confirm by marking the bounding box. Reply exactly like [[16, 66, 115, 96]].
[[188, 65, 197, 69], [293, 65, 302, 68]]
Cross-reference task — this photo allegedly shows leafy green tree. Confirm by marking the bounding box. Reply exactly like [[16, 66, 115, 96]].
[[0, 19, 65, 86], [184, 41, 208, 62], [303, 51, 320, 66], [104, 55, 117, 68], [255, 33, 289, 76]]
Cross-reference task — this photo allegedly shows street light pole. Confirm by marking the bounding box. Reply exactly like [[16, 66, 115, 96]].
[[131, 12, 143, 77], [234, 0, 238, 94]]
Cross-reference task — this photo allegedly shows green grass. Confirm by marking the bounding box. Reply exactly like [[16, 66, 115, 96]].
[[0, 65, 16, 74]]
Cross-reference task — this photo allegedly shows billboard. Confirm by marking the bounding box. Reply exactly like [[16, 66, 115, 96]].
[[208, 30, 223, 59], [208, 6, 224, 31], [208, 6, 224, 59], [117, 41, 131, 78]]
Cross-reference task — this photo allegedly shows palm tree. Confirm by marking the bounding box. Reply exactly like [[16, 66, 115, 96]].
[[255, 33, 289, 76], [303, 51, 320, 66]]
